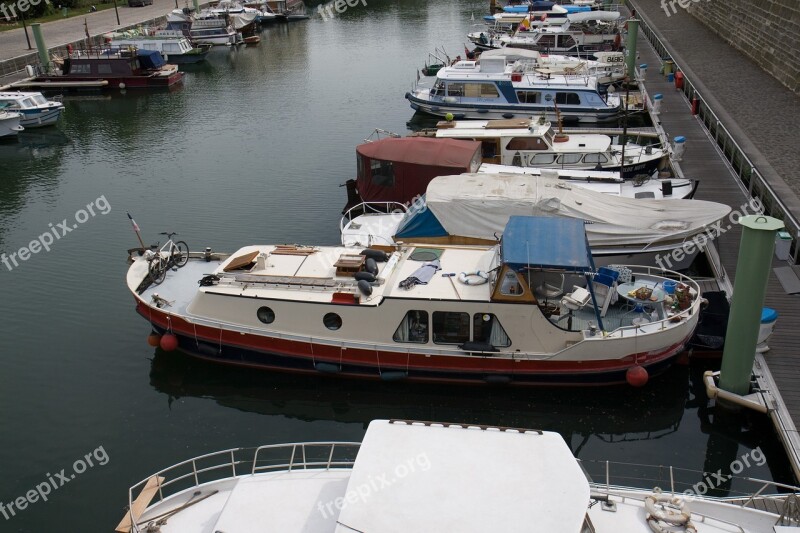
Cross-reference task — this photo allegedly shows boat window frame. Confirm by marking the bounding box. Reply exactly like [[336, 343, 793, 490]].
[[506, 136, 549, 151], [555, 92, 582, 106], [323, 312, 342, 331], [369, 158, 395, 188], [431, 311, 471, 345], [473, 313, 511, 348], [392, 310, 429, 344], [557, 153, 584, 165], [583, 153, 608, 164], [516, 90, 540, 104]]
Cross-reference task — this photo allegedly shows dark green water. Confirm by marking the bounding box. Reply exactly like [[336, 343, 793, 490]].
[[0, 1, 792, 530]]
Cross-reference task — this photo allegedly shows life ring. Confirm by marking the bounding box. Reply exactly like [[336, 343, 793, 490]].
[[645, 488, 696, 532], [458, 271, 489, 285]]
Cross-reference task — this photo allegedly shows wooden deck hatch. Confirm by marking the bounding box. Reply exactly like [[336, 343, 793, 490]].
[[334, 254, 366, 277]]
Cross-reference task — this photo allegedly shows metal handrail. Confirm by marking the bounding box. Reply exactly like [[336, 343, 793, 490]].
[[581, 458, 800, 504], [631, 2, 799, 263], [127, 442, 360, 532], [340, 201, 408, 234]]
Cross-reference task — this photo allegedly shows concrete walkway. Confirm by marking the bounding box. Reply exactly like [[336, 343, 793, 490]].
[[629, 0, 800, 217], [0, 0, 183, 61]]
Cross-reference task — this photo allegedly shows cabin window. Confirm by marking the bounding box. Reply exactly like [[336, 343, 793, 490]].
[[583, 153, 608, 164], [446, 83, 464, 97], [473, 314, 511, 347], [499, 270, 524, 296], [144, 43, 158, 50], [558, 35, 577, 48], [506, 137, 548, 151], [370, 159, 395, 188], [97, 64, 113, 74], [257, 307, 275, 324], [357, 155, 365, 181], [393, 311, 429, 343], [432, 312, 470, 345], [164, 43, 180, 52], [323, 313, 342, 330], [70, 63, 91, 74], [481, 140, 499, 159], [555, 93, 581, 105], [516, 91, 540, 104], [537, 35, 556, 48], [431, 80, 445, 97], [530, 153, 557, 165], [557, 153, 583, 165], [463, 83, 499, 98]]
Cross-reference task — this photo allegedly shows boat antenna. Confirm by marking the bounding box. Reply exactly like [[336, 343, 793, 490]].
[[552, 100, 569, 143], [620, 76, 630, 181]]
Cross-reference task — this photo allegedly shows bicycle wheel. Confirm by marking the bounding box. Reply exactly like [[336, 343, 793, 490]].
[[149, 255, 167, 285], [174, 241, 190, 268]]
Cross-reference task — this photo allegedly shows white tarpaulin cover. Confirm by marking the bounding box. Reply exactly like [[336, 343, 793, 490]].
[[423, 173, 731, 248]]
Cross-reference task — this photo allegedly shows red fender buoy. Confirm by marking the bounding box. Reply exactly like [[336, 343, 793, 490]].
[[626, 365, 649, 387], [147, 332, 162, 347], [160, 333, 179, 352]]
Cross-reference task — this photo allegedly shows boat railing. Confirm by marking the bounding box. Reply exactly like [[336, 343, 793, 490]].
[[363, 128, 401, 143], [340, 201, 408, 232], [126, 442, 360, 532], [579, 458, 800, 508]]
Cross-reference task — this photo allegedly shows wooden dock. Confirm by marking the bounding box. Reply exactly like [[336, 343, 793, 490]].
[[629, 4, 800, 481]]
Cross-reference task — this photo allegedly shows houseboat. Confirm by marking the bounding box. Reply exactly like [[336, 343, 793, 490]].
[[405, 53, 624, 123], [27, 48, 183, 90], [107, 30, 211, 64], [166, 9, 239, 45], [339, 173, 729, 268], [119, 420, 798, 533], [411, 115, 663, 178], [0, 91, 64, 127], [126, 216, 704, 386], [0, 108, 23, 138]]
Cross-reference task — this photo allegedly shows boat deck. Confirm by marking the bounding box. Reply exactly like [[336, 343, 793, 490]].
[[629, 1, 800, 481]]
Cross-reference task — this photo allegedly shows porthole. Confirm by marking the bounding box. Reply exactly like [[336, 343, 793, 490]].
[[257, 307, 275, 324], [323, 313, 342, 330]]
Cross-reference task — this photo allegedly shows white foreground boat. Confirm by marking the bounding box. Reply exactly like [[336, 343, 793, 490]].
[[340, 173, 729, 263], [0, 109, 23, 137], [0, 91, 64, 128], [412, 115, 664, 178], [117, 419, 800, 533], [127, 216, 704, 386]]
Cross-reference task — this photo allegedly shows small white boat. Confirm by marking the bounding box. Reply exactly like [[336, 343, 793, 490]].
[[190, 18, 238, 46], [339, 173, 729, 265], [0, 91, 64, 128], [412, 115, 663, 177], [0, 109, 24, 137], [117, 419, 800, 533]]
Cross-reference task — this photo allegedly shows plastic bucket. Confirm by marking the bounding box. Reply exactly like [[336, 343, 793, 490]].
[[663, 280, 677, 294]]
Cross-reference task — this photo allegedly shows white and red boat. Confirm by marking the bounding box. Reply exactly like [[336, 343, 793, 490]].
[[126, 216, 703, 386]]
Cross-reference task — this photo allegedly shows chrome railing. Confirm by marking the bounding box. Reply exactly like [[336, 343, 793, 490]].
[[631, 1, 799, 264], [339, 201, 408, 233], [580, 458, 800, 508], [126, 442, 360, 532]]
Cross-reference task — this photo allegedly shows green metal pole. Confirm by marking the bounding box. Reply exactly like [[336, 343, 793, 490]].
[[719, 215, 784, 395], [625, 19, 638, 80], [30, 23, 49, 72], [193, 0, 200, 11]]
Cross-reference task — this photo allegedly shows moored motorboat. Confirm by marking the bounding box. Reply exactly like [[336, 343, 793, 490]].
[[0, 91, 64, 127], [25, 48, 183, 90], [107, 30, 211, 64], [411, 115, 663, 178], [117, 419, 800, 533], [405, 52, 625, 123], [0, 109, 24, 138], [339, 173, 729, 266], [126, 216, 704, 386]]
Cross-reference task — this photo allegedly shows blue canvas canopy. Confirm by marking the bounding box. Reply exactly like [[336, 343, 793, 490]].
[[137, 49, 166, 69], [395, 200, 448, 239], [501, 216, 593, 272]]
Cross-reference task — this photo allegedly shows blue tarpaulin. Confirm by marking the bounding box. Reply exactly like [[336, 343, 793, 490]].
[[395, 200, 448, 239], [136, 49, 166, 69], [501, 216, 593, 272]]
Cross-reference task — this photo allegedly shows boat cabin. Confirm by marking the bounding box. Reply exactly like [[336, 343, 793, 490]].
[[345, 137, 481, 211], [62, 49, 167, 77]]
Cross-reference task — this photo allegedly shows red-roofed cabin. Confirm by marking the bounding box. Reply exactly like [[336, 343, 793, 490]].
[[343, 137, 482, 213]]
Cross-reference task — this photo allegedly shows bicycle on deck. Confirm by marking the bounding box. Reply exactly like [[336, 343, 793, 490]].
[[146, 232, 189, 285]]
